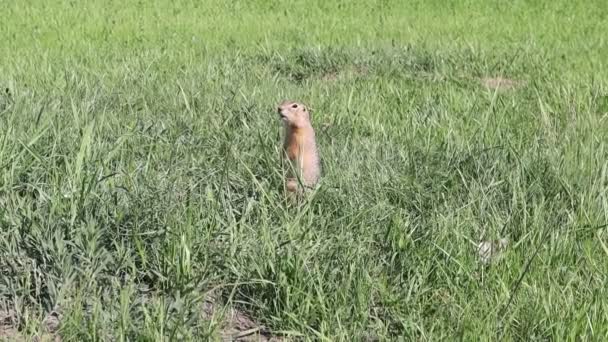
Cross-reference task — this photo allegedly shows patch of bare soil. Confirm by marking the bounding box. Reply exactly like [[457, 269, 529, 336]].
[[480, 77, 525, 91], [0, 308, 62, 342], [320, 72, 339, 82], [353, 65, 369, 77], [319, 65, 370, 83], [0, 309, 20, 342], [0, 299, 290, 342], [2, 299, 285, 341], [202, 297, 286, 341]]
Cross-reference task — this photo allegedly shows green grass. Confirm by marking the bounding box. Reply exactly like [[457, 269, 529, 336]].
[[1, 0, 608, 340]]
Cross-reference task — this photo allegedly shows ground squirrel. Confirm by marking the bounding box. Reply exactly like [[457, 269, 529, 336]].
[[277, 100, 320, 193]]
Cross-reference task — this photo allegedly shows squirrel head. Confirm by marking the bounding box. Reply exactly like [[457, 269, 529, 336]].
[[277, 100, 311, 128]]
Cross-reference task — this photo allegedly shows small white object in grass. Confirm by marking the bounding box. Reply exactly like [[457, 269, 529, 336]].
[[478, 238, 509, 264]]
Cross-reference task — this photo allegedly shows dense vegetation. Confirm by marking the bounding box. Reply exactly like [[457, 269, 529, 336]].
[[1, 1, 607, 340]]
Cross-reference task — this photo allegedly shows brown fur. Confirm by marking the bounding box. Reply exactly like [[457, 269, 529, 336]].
[[277, 100, 320, 193]]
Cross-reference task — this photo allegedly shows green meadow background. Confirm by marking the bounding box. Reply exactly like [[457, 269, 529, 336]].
[[1, 0, 607, 340]]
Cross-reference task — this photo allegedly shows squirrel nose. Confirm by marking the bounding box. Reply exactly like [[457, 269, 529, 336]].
[[277, 107, 282, 113]]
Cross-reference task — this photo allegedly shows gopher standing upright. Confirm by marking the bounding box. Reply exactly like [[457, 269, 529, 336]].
[[277, 100, 320, 193]]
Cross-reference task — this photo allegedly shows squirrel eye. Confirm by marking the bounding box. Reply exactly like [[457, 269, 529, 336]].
[[291, 104, 298, 108]]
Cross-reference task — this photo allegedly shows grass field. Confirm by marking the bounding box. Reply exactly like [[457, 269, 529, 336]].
[[1, 0, 608, 340]]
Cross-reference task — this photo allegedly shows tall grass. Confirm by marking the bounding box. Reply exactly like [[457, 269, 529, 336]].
[[1, 0, 608, 340]]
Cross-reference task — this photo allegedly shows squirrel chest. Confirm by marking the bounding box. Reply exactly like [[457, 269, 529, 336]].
[[284, 127, 308, 161]]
